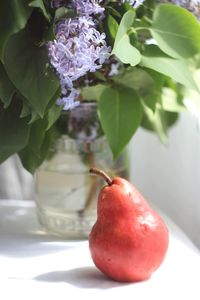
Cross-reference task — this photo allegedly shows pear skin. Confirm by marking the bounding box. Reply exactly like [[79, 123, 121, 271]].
[[89, 169, 169, 282]]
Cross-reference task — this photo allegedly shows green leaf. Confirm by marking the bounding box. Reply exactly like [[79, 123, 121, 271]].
[[113, 34, 141, 66], [0, 98, 30, 163], [114, 11, 135, 45], [118, 2, 135, 15], [141, 45, 200, 93], [46, 104, 63, 130], [112, 11, 141, 66], [184, 89, 200, 120], [106, 6, 121, 18], [112, 68, 155, 97], [142, 93, 159, 113], [19, 89, 62, 172], [3, 30, 60, 116], [81, 84, 108, 101], [144, 68, 166, 90], [141, 103, 178, 143], [29, 0, 50, 21], [98, 87, 142, 159], [107, 15, 119, 42], [19, 101, 43, 123], [28, 111, 41, 124], [183, 69, 200, 119], [151, 4, 200, 59], [19, 118, 48, 173], [0, 0, 32, 58], [161, 87, 186, 112], [189, 53, 200, 69], [0, 62, 16, 108], [112, 68, 158, 111], [25, 86, 61, 124], [20, 101, 32, 118]]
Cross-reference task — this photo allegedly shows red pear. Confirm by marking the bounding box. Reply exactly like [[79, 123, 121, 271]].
[[89, 168, 169, 282]]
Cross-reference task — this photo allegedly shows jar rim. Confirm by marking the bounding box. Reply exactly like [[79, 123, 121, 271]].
[[51, 134, 108, 154], [60, 101, 97, 116]]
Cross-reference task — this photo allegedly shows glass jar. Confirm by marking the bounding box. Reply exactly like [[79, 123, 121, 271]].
[[35, 102, 129, 239]]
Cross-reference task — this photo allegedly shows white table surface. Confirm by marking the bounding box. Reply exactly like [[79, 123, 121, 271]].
[[0, 200, 200, 300]]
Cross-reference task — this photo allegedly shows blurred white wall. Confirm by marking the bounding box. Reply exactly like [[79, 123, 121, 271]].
[[130, 112, 200, 249], [0, 155, 34, 200]]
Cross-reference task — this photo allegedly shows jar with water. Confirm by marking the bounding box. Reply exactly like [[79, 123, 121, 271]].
[[35, 102, 129, 239]]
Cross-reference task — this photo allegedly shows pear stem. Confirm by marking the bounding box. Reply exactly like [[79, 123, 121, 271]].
[[89, 168, 112, 186]]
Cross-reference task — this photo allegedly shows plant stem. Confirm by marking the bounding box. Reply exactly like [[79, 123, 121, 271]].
[[89, 168, 112, 186], [135, 27, 150, 32], [143, 16, 153, 25], [79, 178, 99, 215]]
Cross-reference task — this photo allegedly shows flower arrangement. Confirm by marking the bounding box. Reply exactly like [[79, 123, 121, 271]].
[[0, 0, 200, 173]]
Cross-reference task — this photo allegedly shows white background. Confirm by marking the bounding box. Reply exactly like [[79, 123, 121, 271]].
[[130, 112, 200, 248]]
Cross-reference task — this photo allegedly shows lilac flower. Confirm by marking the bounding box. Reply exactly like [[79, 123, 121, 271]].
[[49, 16, 111, 80], [120, 0, 145, 8], [71, 0, 105, 16], [51, 0, 104, 16], [48, 16, 111, 109], [56, 88, 80, 110], [109, 62, 121, 77]]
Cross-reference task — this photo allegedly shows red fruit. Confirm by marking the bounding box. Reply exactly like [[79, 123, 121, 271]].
[[89, 168, 169, 282]]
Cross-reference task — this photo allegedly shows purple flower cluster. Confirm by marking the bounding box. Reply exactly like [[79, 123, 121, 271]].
[[48, 1, 110, 110], [71, 0, 105, 16], [52, 0, 105, 16]]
